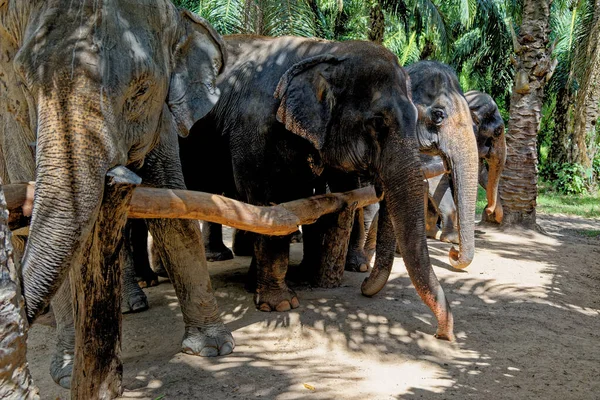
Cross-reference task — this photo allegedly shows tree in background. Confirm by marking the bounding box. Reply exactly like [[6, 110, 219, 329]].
[[500, 0, 555, 228], [543, 0, 600, 193]]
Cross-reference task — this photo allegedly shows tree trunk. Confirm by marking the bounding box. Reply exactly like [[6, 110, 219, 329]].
[[548, 0, 600, 189], [70, 167, 139, 400], [368, 0, 385, 44], [0, 186, 39, 400], [500, 0, 554, 228], [570, 0, 600, 186]]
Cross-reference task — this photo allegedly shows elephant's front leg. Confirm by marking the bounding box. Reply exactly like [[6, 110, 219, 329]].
[[254, 234, 300, 312], [147, 218, 234, 356]]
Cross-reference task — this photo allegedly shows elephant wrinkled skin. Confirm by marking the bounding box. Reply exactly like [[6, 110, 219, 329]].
[[0, 0, 233, 391]]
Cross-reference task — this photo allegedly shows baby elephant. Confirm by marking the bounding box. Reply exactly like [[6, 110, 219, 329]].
[[424, 90, 506, 244]]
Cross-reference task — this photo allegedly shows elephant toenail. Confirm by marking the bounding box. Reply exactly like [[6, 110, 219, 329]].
[[258, 303, 272, 312], [275, 301, 291, 312]]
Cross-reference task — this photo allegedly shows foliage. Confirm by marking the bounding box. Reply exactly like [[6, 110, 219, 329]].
[[171, 0, 600, 206]]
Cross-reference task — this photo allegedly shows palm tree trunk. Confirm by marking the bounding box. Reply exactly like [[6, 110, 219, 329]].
[[0, 186, 40, 400], [570, 0, 600, 186], [500, 0, 554, 228], [368, 0, 385, 43]]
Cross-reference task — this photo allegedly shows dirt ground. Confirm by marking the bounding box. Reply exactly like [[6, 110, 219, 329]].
[[27, 214, 600, 400]]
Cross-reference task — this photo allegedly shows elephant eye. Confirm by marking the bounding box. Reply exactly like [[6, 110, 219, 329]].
[[431, 108, 446, 126]]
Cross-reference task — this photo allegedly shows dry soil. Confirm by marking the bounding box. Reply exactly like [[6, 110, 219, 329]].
[[27, 214, 600, 399]]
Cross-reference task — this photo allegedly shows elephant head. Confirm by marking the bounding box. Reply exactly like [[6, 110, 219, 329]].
[[4, 1, 225, 321], [274, 42, 453, 339], [465, 90, 506, 222], [405, 61, 479, 270]]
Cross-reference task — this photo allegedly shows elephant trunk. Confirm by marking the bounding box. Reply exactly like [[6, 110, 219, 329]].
[[484, 133, 506, 222], [21, 88, 115, 322], [362, 137, 453, 339], [441, 101, 479, 270]]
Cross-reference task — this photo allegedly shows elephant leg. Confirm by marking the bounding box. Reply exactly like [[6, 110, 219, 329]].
[[147, 218, 234, 356], [425, 199, 442, 239], [148, 233, 169, 278], [121, 222, 149, 314], [130, 219, 159, 288], [436, 176, 459, 244], [140, 127, 233, 357], [344, 208, 369, 272], [232, 229, 255, 257], [49, 279, 74, 389], [202, 221, 234, 261], [254, 234, 299, 312], [429, 174, 459, 244]]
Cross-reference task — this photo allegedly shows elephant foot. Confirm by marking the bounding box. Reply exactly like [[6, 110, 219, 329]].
[[137, 277, 160, 288], [122, 289, 149, 314], [254, 286, 300, 312], [181, 324, 235, 357], [440, 231, 459, 245], [50, 349, 73, 389], [434, 329, 455, 342], [345, 251, 370, 272], [205, 245, 234, 262]]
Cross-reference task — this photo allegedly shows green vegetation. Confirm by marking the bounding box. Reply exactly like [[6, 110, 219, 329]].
[[173, 0, 600, 222]]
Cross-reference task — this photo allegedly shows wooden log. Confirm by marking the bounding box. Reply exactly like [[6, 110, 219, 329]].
[[0, 187, 40, 400], [313, 202, 358, 288], [69, 167, 140, 400], [2, 183, 381, 236]]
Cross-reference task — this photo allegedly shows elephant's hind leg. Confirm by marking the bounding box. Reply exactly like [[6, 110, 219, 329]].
[[254, 234, 299, 312], [202, 221, 234, 261], [121, 223, 149, 314], [49, 280, 74, 389]]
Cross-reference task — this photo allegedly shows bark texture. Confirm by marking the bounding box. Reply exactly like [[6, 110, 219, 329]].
[[500, 0, 554, 227], [0, 186, 39, 400], [4, 183, 381, 236], [368, 0, 385, 44], [549, 0, 600, 187], [312, 202, 357, 288], [571, 0, 600, 181], [69, 167, 140, 400]]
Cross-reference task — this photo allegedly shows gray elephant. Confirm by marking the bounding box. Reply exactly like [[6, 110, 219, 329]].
[[0, 0, 234, 389], [179, 35, 459, 340], [424, 90, 506, 243], [363, 62, 479, 289]]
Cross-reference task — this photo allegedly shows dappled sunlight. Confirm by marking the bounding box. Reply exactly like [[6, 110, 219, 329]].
[[26, 219, 600, 399]]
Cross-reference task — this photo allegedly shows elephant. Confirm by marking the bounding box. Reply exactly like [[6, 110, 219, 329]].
[[424, 90, 506, 243], [0, 0, 234, 389], [179, 34, 459, 340], [362, 61, 479, 271]]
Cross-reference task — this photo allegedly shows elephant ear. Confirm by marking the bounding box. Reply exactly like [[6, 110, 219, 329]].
[[168, 10, 226, 137], [274, 55, 344, 150]]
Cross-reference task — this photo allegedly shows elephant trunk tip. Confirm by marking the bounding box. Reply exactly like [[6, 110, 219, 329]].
[[449, 246, 472, 270], [361, 269, 391, 297]]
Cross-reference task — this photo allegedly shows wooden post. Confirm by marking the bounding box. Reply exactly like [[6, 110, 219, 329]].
[[0, 186, 40, 400], [312, 202, 358, 288], [69, 167, 140, 400]]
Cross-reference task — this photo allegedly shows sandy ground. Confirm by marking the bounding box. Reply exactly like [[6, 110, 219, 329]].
[[27, 214, 600, 400]]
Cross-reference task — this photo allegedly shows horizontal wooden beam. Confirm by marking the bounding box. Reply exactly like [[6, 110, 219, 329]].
[[2, 183, 381, 236]]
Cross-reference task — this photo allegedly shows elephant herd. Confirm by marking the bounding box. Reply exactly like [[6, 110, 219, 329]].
[[0, 0, 505, 393]]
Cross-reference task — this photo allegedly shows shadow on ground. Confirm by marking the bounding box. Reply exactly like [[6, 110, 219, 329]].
[[27, 215, 600, 399]]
